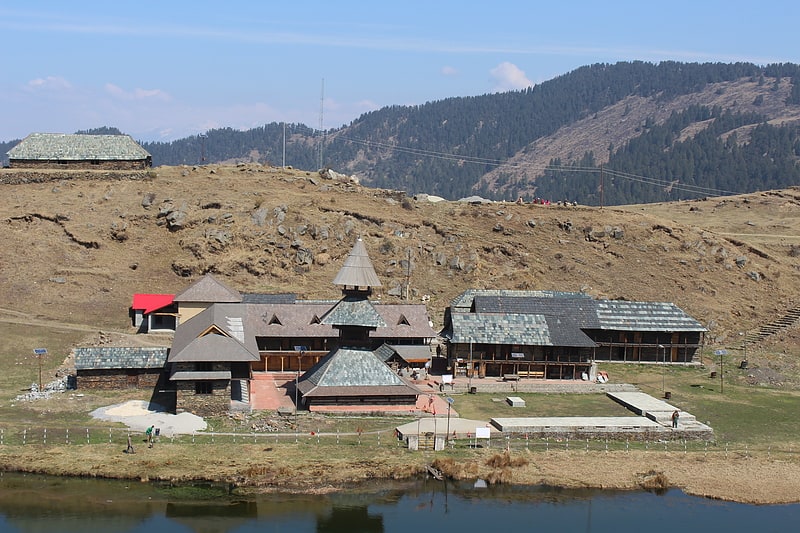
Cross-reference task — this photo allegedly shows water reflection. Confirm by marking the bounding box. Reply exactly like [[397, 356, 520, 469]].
[[0, 473, 798, 533]]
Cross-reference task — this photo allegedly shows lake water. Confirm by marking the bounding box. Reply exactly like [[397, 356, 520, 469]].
[[1, 473, 798, 532]]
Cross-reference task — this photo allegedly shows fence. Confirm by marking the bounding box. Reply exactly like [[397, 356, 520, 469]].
[[1, 426, 797, 460]]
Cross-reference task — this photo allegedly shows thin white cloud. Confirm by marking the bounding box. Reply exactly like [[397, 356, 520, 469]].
[[489, 62, 532, 92], [441, 66, 458, 77], [26, 76, 71, 91], [105, 83, 170, 101]]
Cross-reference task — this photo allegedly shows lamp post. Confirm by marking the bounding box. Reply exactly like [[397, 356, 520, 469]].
[[445, 397, 454, 443], [468, 340, 473, 392]]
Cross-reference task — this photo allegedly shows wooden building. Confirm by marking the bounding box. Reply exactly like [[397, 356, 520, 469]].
[[442, 290, 705, 380], [7, 133, 151, 170]]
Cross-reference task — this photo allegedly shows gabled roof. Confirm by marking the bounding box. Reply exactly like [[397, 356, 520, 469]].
[[332, 238, 382, 288], [131, 294, 175, 314], [74, 347, 168, 370], [170, 303, 260, 359], [475, 295, 601, 327], [297, 347, 420, 398], [370, 304, 437, 339], [322, 296, 387, 328], [173, 274, 242, 304], [7, 133, 150, 161], [446, 312, 596, 347], [595, 300, 706, 332], [450, 289, 587, 312], [374, 344, 433, 364], [168, 333, 259, 363]]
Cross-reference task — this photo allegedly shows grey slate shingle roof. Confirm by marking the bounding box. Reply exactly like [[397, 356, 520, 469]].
[[445, 290, 705, 346], [595, 300, 706, 332], [331, 238, 382, 288], [297, 347, 420, 398], [74, 347, 168, 370], [168, 333, 259, 363], [241, 293, 297, 304], [322, 297, 387, 328], [173, 274, 242, 303], [7, 133, 150, 161]]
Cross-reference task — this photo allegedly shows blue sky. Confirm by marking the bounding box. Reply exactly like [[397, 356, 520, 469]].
[[1, 1, 798, 142]]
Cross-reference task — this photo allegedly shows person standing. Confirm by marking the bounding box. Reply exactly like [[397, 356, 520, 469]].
[[146, 425, 154, 447], [671, 410, 680, 428]]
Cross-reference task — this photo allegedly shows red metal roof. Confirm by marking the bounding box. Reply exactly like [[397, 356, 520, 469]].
[[131, 294, 174, 314]]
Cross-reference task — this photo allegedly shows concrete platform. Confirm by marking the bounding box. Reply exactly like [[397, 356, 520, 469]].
[[491, 416, 661, 436], [607, 391, 697, 426]]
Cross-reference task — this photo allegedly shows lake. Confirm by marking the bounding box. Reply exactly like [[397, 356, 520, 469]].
[[1, 473, 797, 532]]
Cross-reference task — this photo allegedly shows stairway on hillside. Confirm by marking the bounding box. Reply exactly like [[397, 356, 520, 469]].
[[743, 305, 800, 345]]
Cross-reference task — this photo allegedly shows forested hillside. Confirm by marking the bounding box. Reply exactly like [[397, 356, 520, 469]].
[[6, 61, 800, 205]]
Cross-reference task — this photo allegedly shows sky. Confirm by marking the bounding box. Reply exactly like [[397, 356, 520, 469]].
[[1, 1, 799, 142]]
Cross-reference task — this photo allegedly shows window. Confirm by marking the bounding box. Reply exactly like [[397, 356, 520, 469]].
[[195, 382, 212, 395]]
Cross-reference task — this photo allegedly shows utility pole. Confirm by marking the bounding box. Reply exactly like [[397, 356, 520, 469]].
[[599, 165, 604, 208]]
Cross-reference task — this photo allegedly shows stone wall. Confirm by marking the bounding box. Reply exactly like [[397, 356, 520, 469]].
[[175, 380, 231, 417], [9, 159, 150, 170], [77, 369, 161, 390], [0, 168, 150, 184]]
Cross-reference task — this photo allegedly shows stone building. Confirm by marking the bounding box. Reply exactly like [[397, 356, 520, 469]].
[[442, 289, 706, 380], [7, 133, 151, 170]]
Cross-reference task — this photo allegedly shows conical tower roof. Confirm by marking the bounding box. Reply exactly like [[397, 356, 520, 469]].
[[332, 238, 382, 288]]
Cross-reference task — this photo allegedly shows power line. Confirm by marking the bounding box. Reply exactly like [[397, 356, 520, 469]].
[[334, 134, 746, 199]]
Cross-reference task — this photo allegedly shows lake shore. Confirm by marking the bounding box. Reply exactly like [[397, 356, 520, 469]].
[[1, 443, 798, 505]]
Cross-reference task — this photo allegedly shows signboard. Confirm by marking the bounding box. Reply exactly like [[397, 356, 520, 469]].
[[446, 397, 455, 405], [510, 352, 525, 359], [33, 348, 47, 355], [714, 349, 728, 356], [441, 374, 453, 384], [475, 427, 491, 439], [293, 346, 308, 352]]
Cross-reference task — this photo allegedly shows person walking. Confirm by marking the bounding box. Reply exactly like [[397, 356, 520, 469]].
[[125, 434, 135, 454], [146, 425, 155, 447], [671, 410, 680, 428]]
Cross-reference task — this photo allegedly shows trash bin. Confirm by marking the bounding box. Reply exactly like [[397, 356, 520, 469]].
[[155, 427, 160, 437], [664, 391, 672, 400], [469, 386, 477, 394], [740, 360, 748, 369]]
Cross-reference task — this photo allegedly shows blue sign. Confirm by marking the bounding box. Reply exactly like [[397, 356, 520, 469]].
[[33, 348, 47, 355], [714, 349, 728, 356]]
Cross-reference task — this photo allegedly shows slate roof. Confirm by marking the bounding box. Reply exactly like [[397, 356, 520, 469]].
[[475, 295, 601, 327], [382, 344, 433, 363], [74, 347, 168, 370], [322, 296, 387, 328], [370, 304, 437, 339], [445, 290, 705, 346], [168, 333, 259, 363], [595, 300, 706, 332], [173, 274, 242, 303], [7, 133, 150, 161], [332, 238, 382, 288], [450, 289, 588, 312], [170, 303, 260, 359], [241, 293, 297, 304], [297, 347, 420, 398], [447, 312, 595, 347]]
